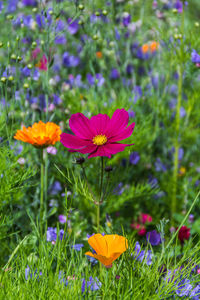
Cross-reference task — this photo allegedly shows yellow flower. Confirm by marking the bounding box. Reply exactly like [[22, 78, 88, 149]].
[[14, 121, 61, 148]]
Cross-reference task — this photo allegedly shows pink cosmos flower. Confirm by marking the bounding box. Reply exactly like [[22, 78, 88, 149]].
[[60, 109, 135, 158]]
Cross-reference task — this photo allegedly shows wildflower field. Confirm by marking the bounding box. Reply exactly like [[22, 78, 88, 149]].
[[1, 0, 200, 299]]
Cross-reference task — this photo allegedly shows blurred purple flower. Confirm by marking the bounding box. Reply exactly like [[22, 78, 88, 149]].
[[25, 266, 42, 280], [87, 73, 105, 87], [22, 0, 37, 6], [50, 181, 62, 195], [113, 182, 124, 195], [47, 146, 57, 155], [110, 68, 120, 80], [176, 279, 193, 297], [0, 2, 3, 13], [191, 50, 200, 64], [174, 0, 183, 13], [129, 152, 140, 165], [58, 215, 67, 224], [58, 271, 68, 287], [63, 52, 80, 67], [82, 277, 102, 294], [55, 35, 66, 45], [132, 86, 142, 102], [67, 19, 79, 35], [7, 0, 18, 13], [128, 110, 135, 118], [146, 230, 161, 246], [46, 227, 65, 242], [71, 244, 84, 251], [122, 13, 131, 26], [155, 158, 167, 172], [134, 242, 152, 265]]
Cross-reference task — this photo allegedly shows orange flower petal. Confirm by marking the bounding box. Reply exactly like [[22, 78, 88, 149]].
[[14, 121, 61, 148]]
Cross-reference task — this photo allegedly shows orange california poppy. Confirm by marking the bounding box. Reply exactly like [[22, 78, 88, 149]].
[[141, 44, 149, 54], [96, 51, 103, 59], [150, 41, 159, 53], [14, 121, 61, 148], [85, 234, 128, 266]]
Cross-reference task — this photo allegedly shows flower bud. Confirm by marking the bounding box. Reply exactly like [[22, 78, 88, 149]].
[[75, 157, 85, 164], [32, 8, 37, 13], [1, 77, 7, 83], [105, 166, 113, 172], [0, 42, 3, 47], [195, 22, 199, 27], [95, 11, 100, 16], [31, 41, 37, 48], [78, 4, 84, 10], [8, 76, 14, 81], [172, 8, 178, 14], [78, 20, 84, 25], [23, 83, 29, 89], [6, 15, 13, 20], [11, 54, 17, 60], [102, 10, 108, 16], [17, 56, 22, 62], [27, 64, 33, 69], [92, 34, 99, 40], [16, 36, 20, 41]]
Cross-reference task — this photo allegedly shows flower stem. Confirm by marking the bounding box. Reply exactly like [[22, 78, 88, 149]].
[[97, 157, 104, 232], [171, 66, 183, 225], [171, 6, 185, 225], [40, 149, 45, 234]]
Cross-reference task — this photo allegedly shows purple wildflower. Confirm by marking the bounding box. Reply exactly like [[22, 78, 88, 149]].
[[129, 152, 140, 165], [134, 242, 152, 265], [82, 277, 102, 294], [110, 68, 120, 80], [191, 50, 200, 64], [58, 215, 67, 224], [63, 52, 80, 67], [71, 244, 84, 251], [146, 230, 161, 246]]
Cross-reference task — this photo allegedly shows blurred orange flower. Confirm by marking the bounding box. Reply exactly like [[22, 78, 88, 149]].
[[141, 41, 159, 54], [14, 121, 61, 148], [150, 41, 159, 53], [141, 44, 149, 54], [85, 234, 128, 266], [96, 51, 103, 59]]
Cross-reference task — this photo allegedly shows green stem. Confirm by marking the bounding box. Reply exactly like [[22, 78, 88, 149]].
[[171, 65, 183, 225], [97, 157, 104, 232], [40, 149, 45, 234]]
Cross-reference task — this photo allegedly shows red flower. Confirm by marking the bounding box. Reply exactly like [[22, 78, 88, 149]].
[[139, 213, 152, 224], [60, 109, 135, 158], [130, 223, 146, 236], [35, 54, 48, 71], [178, 226, 190, 243]]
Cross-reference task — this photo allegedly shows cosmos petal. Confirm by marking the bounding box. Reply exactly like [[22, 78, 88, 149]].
[[60, 132, 88, 149]]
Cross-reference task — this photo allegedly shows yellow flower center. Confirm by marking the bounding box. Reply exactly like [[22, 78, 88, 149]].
[[92, 134, 107, 146]]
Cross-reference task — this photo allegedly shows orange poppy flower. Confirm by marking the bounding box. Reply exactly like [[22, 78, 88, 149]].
[[141, 44, 149, 54], [96, 51, 103, 59], [150, 41, 159, 53], [14, 121, 61, 148], [85, 234, 128, 266]]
